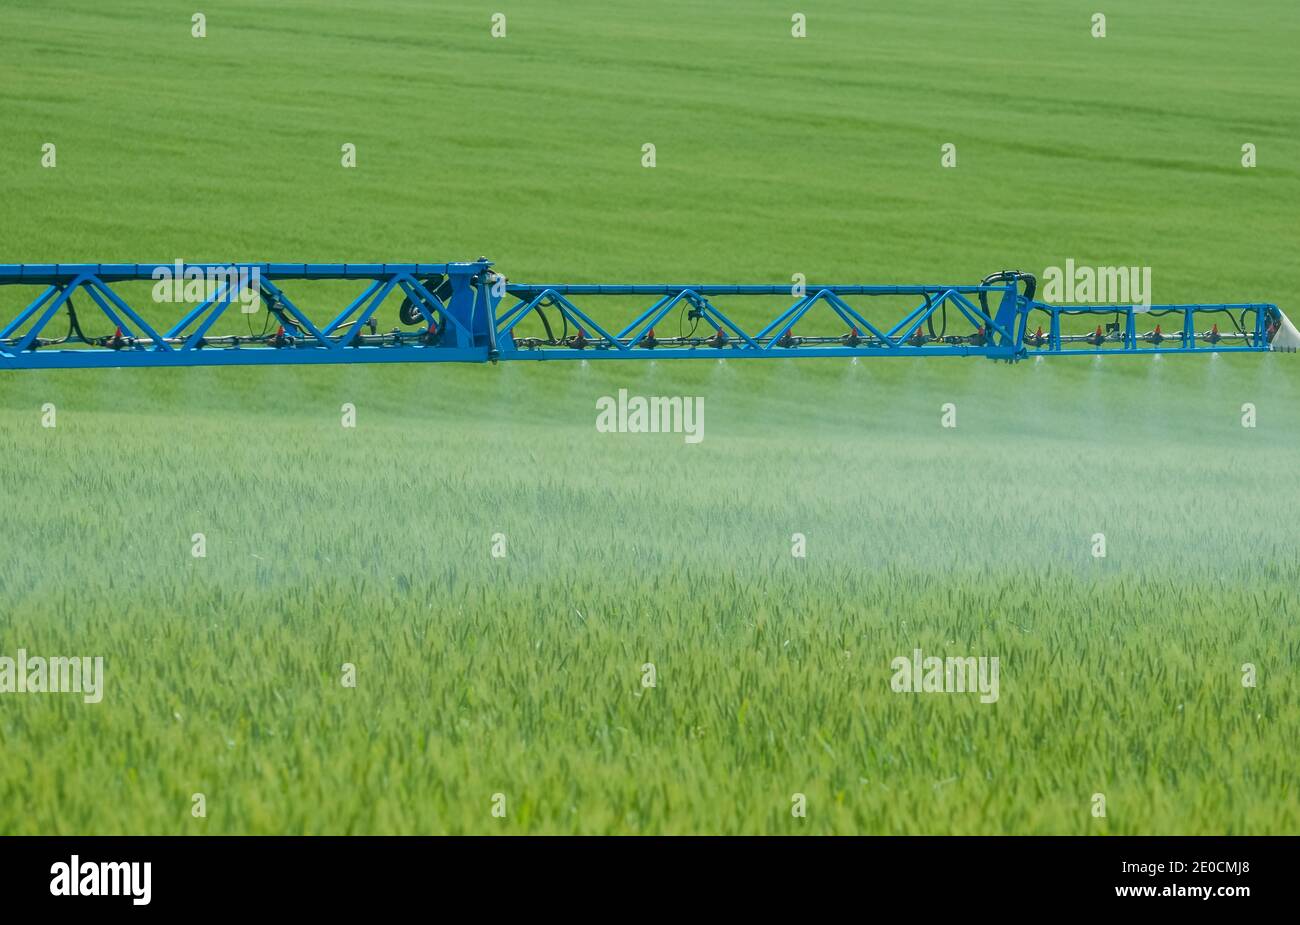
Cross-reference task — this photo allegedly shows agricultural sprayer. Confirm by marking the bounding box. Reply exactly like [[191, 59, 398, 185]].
[[1, 260, 1296, 369]]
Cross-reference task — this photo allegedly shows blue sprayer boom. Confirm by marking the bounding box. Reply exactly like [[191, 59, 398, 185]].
[[0, 260, 1295, 369]]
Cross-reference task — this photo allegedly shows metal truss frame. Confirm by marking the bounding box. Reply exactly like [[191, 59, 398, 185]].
[[0, 261, 1283, 369]]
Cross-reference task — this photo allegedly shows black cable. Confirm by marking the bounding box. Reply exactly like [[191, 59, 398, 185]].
[[531, 300, 557, 342], [679, 300, 701, 339], [399, 276, 454, 327], [1196, 307, 1249, 337], [66, 293, 87, 343], [977, 270, 1037, 318], [64, 292, 121, 345], [248, 290, 273, 337], [533, 295, 568, 343], [261, 288, 303, 335], [924, 294, 946, 338]]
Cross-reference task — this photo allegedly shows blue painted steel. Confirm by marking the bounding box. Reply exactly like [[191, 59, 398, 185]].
[[0, 261, 1282, 369]]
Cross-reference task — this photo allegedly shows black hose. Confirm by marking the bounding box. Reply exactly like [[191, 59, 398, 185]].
[[66, 293, 88, 342], [924, 294, 946, 338], [532, 301, 557, 341], [678, 300, 701, 339], [978, 270, 1037, 320], [530, 295, 567, 343], [399, 276, 453, 327], [260, 288, 302, 335], [64, 292, 116, 344]]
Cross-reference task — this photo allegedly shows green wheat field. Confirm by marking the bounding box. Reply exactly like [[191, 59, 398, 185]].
[[0, 1, 1297, 834]]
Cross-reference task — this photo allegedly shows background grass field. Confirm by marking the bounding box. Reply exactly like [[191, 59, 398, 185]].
[[0, 1, 1297, 834]]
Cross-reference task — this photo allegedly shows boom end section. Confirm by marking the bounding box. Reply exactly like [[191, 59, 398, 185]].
[[1270, 309, 1300, 352]]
